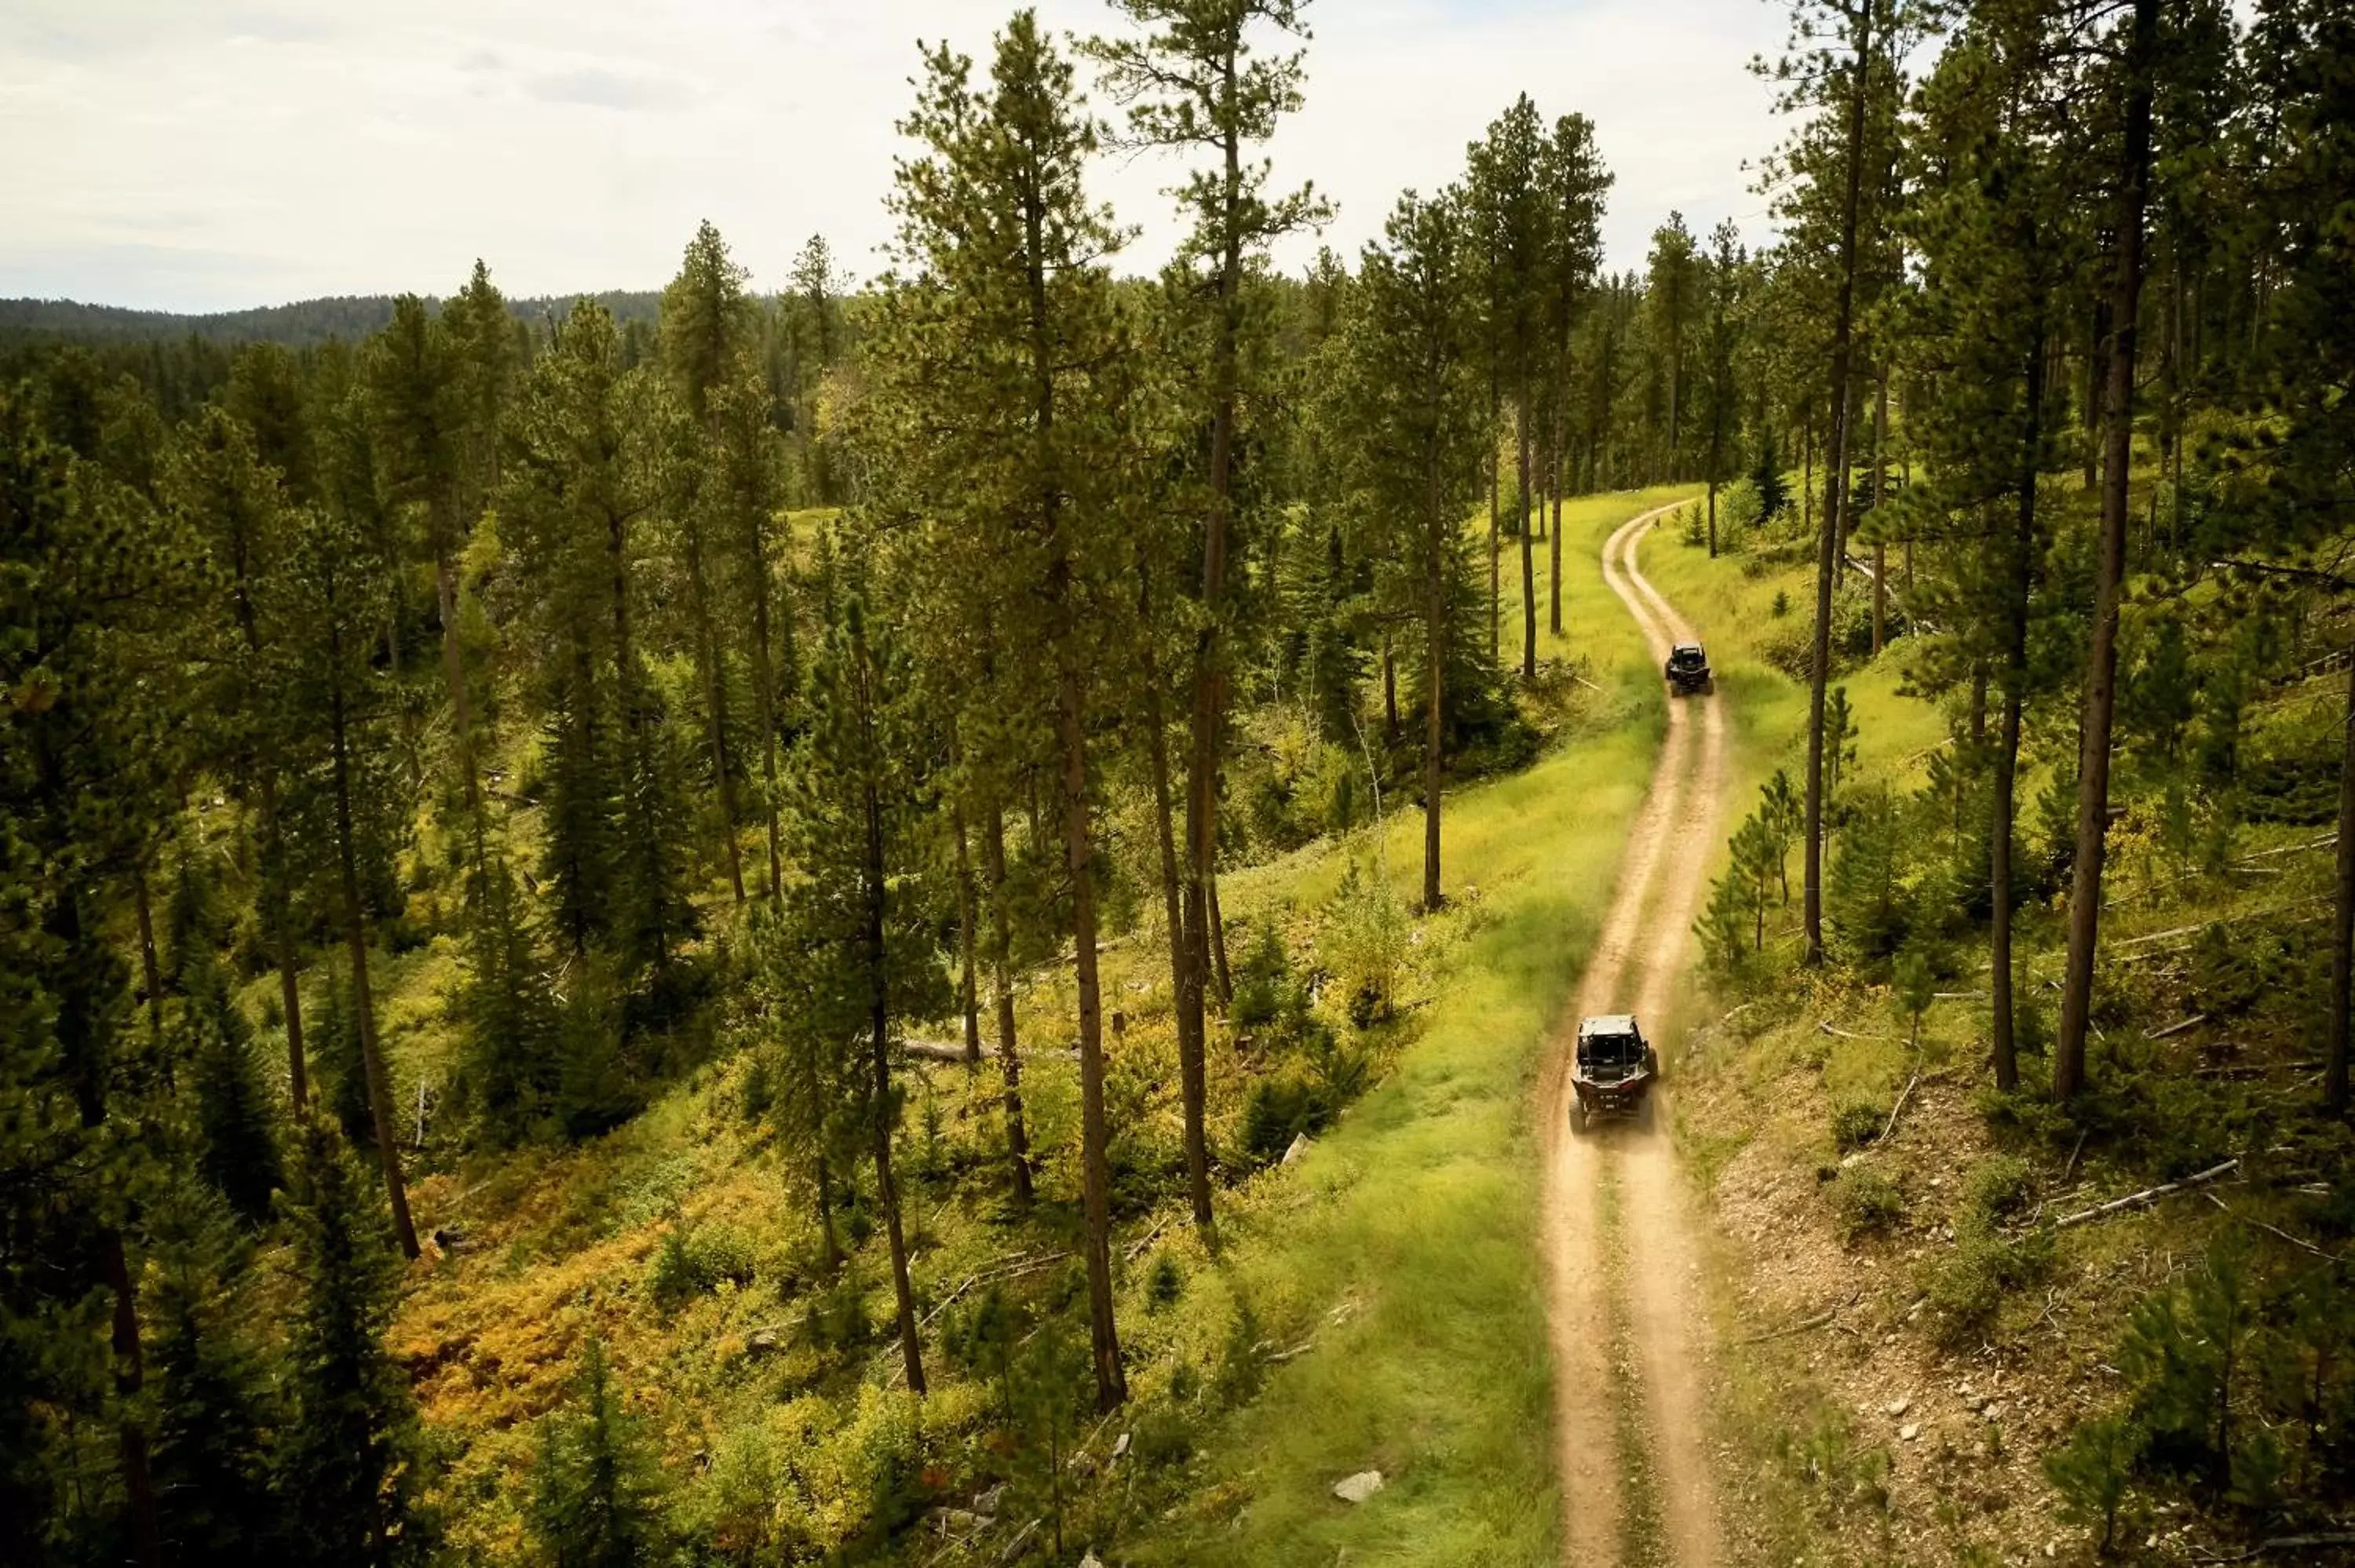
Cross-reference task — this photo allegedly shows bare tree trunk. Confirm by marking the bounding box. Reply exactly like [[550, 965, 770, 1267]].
[[1992, 322, 2045, 1095], [1518, 398, 1537, 678], [102, 1229, 162, 1568], [1488, 388, 1501, 665], [435, 552, 485, 848], [1550, 433, 1566, 635], [262, 772, 309, 1109], [1139, 556, 1211, 1230], [328, 661, 419, 1260], [2056, 0, 2158, 1103], [1804, 0, 1876, 965], [1871, 542, 1886, 655], [2329, 656, 2353, 1116], [750, 528, 785, 899], [1382, 636, 1400, 742], [1208, 871, 1232, 1009], [133, 866, 162, 1055], [1802, 404, 1815, 536], [1178, 97, 1251, 1239], [855, 639, 925, 1397], [1426, 552, 1447, 912], [984, 801, 1034, 1206], [815, 1147, 842, 1269], [1058, 651, 1126, 1410], [953, 795, 981, 1063]]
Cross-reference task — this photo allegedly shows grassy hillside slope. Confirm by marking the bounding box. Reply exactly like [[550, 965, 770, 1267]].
[[1637, 504, 2355, 1567]]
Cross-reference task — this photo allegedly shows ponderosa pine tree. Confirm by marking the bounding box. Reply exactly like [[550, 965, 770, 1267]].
[[0, 383, 197, 1566], [779, 582, 949, 1396], [1331, 190, 1486, 910], [1086, 0, 1327, 1239], [2216, 0, 2355, 1115], [504, 302, 697, 979], [2054, 0, 2163, 1103], [168, 407, 314, 1107], [367, 296, 489, 870], [783, 234, 850, 504], [1696, 220, 1749, 558], [1760, 0, 1915, 963], [1901, 0, 2079, 1092], [878, 10, 1137, 1406], [1537, 112, 1611, 631], [659, 221, 757, 906], [1465, 95, 1552, 680], [272, 494, 419, 1257], [1645, 211, 1699, 481]]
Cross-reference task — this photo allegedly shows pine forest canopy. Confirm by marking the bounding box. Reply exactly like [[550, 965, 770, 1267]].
[[2, 0, 2351, 1563]]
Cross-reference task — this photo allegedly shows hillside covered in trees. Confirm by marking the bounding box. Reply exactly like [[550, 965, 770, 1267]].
[[3, 0, 2351, 1565]]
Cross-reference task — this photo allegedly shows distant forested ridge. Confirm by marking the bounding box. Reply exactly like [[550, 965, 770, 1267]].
[[0, 289, 663, 348]]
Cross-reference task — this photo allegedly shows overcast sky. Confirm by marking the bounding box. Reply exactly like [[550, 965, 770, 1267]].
[[0, 0, 1795, 314]]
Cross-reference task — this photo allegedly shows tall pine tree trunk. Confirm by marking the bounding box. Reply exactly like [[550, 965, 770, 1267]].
[[327, 655, 419, 1260], [750, 528, 785, 899], [1804, 0, 1875, 965], [1550, 426, 1566, 634], [1208, 870, 1232, 1008], [2056, 0, 2159, 1103], [1178, 114, 1248, 1239], [103, 1227, 162, 1568], [984, 800, 1035, 1205], [1382, 636, 1400, 741], [434, 550, 486, 868], [2327, 656, 2353, 1116], [1426, 503, 1447, 912], [1058, 642, 1126, 1410], [688, 534, 746, 906], [1488, 381, 1501, 665], [860, 700, 926, 1395], [1518, 397, 1537, 678], [1992, 326, 2044, 1095], [954, 793, 982, 1063], [261, 773, 309, 1108], [1802, 403, 1815, 536], [1140, 561, 1211, 1229]]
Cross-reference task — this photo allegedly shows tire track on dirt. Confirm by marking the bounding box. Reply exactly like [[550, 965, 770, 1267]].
[[1543, 505, 1730, 1568]]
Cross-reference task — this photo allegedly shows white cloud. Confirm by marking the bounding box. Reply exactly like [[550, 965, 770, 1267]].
[[0, 0, 1795, 312]]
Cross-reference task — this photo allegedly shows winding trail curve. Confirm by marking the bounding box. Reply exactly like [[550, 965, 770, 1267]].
[[1544, 505, 1732, 1567]]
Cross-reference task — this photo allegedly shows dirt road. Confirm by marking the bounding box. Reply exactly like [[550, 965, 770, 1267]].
[[1544, 505, 1732, 1567]]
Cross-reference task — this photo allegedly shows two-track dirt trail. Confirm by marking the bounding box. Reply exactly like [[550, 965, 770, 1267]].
[[1544, 505, 1732, 1567]]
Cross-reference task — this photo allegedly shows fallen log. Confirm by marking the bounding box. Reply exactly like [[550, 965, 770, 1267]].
[[1736, 1308, 1836, 1346], [2056, 1160, 2240, 1229], [2191, 1532, 2355, 1563]]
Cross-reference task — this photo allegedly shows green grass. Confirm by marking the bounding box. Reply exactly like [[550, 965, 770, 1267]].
[[1126, 487, 1698, 1566]]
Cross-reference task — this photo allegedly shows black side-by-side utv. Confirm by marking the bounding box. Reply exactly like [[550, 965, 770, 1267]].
[[1571, 1014, 1658, 1130], [1665, 642, 1712, 695]]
